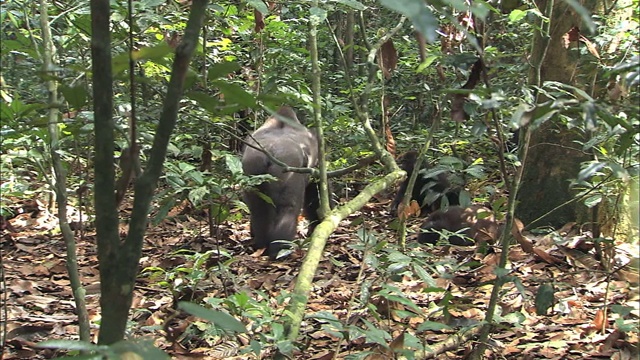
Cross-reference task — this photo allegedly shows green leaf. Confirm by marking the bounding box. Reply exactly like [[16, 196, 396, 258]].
[[562, 0, 596, 33], [212, 81, 256, 107], [189, 186, 209, 205], [276, 339, 295, 355], [508, 9, 527, 23], [310, 7, 328, 26], [178, 162, 196, 174], [332, 0, 367, 11], [178, 302, 247, 333], [361, 319, 391, 345], [577, 161, 605, 181], [60, 84, 88, 110], [416, 54, 440, 73], [132, 42, 174, 61], [110, 339, 170, 360], [412, 264, 437, 287], [225, 154, 243, 175], [309, 311, 342, 323], [379, 0, 438, 43], [153, 195, 176, 225], [37, 340, 101, 351], [417, 321, 452, 332], [498, 311, 526, 325], [189, 170, 205, 185], [535, 283, 555, 315], [207, 61, 241, 80], [246, 0, 269, 14], [584, 194, 602, 208], [141, 0, 166, 6], [611, 305, 633, 316], [249, 340, 262, 357], [615, 318, 639, 333], [186, 91, 220, 114]]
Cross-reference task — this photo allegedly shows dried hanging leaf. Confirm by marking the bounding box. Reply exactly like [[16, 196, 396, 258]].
[[580, 34, 600, 59], [254, 9, 265, 33], [385, 122, 396, 156], [378, 39, 398, 79], [562, 26, 600, 59], [563, 26, 581, 48]]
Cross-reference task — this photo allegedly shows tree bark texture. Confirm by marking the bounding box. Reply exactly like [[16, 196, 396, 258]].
[[91, 0, 209, 345], [517, 0, 597, 227]]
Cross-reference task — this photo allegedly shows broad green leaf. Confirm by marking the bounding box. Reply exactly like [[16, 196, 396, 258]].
[[189, 186, 208, 204], [608, 162, 629, 181], [37, 340, 101, 351], [110, 339, 170, 359], [141, 0, 166, 6], [417, 321, 452, 332], [178, 302, 247, 333], [212, 81, 256, 107], [60, 84, 88, 110], [380, 0, 438, 43], [584, 194, 602, 208], [416, 54, 440, 73], [132, 43, 174, 62], [310, 7, 328, 26], [412, 264, 437, 287], [535, 283, 555, 315], [225, 154, 243, 175], [508, 9, 527, 23], [577, 161, 605, 181], [249, 340, 262, 357], [332, 0, 367, 10], [246, 0, 269, 14], [361, 319, 391, 345], [186, 91, 220, 114], [208, 61, 241, 80], [562, 0, 596, 32]]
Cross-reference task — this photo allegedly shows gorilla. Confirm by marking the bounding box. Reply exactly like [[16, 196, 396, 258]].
[[418, 205, 499, 246], [242, 106, 321, 259], [390, 150, 462, 217]]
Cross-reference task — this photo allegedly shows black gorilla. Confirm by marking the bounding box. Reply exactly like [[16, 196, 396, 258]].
[[418, 205, 499, 246], [242, 106, 321, 259], [390, 151, 461, 217]]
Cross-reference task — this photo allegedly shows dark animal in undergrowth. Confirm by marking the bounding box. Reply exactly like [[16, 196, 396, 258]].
[[418, 205, 499, 246], [242, 106, 321, 259], [390, 150, 463, 217]]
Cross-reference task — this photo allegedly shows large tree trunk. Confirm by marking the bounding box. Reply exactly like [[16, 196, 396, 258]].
[[516, 0, 597, 227]]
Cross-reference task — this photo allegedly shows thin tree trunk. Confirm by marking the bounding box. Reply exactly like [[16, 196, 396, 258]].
[[91, 0, 210, 345], [40, 0, 90, 342]]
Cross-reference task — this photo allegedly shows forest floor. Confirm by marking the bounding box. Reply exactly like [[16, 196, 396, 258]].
[[2, 196, 639, 359]]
